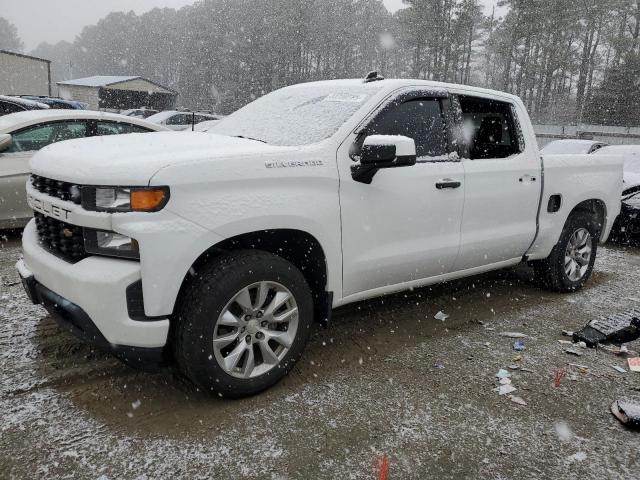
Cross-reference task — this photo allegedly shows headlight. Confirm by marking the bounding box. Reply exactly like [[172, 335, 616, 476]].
[[83, 186, 169, 212], [84, 229, 140, 259]]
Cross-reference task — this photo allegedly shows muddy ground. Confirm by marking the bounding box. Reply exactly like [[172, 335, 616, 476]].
[[1, 231, 640, 479]]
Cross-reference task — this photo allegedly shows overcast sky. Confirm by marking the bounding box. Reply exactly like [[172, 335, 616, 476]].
[[1, 0, 499, 51]]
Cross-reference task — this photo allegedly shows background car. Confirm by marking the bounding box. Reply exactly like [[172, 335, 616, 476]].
[[0, 110, 169, 229], [147, 110, 223, 131], [121, 108, 159, 119], [19, 96, 89, 110], [540, 139, 609, 155], [0, 95, 50, 116], [593, 145, 640, 242]]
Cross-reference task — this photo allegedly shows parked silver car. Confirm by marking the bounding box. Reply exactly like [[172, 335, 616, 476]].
[[0, 110, 169, 229]]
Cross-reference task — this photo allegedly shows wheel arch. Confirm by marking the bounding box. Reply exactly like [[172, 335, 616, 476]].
[[176, 228, 331, 323], [567, 198, 607, 236]]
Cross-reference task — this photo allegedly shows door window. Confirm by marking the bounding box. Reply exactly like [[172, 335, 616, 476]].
[[95, 121, 153, 135], [6, 121, 87, 152], [363, 98, 447, 159], [457, 96, 523, 159]]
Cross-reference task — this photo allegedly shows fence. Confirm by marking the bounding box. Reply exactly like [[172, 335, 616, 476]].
[[534, 124, 640, 148]]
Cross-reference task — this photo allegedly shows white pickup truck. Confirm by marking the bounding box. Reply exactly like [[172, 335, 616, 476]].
[[17, 77, 622, 397]]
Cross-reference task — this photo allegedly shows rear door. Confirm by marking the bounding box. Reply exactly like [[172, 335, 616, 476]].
[[338, 90, 465, 297], [451, 94, 541, 271]]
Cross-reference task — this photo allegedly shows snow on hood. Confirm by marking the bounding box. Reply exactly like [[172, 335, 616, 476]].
[[29, 131, 290, 185]]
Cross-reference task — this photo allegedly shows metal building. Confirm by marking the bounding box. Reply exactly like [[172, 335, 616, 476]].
[[57, 76, 177, 111], [0, 50, 51, 96]]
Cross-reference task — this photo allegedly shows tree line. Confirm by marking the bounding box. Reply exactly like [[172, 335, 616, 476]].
[[2, 0, 639, 125]]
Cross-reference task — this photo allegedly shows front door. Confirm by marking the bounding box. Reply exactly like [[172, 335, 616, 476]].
[[338, 91, 465, 298]]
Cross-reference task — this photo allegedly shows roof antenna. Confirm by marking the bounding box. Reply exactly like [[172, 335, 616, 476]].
[[364, 71, 384, 83]]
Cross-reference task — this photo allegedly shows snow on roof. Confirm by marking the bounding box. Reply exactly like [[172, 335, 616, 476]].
[[57, 76, 140, 87]]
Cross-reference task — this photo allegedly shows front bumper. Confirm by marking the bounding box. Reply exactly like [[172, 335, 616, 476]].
[[18, 269, 164, 369], [19, 220, 170, 351]]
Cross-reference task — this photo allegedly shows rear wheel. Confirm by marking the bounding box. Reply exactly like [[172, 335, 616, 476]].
[[173, 250, 313, 397], [533, 211, 599, 292]]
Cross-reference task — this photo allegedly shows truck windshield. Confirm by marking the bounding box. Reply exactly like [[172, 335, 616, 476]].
[[210, 84, 380, 146]]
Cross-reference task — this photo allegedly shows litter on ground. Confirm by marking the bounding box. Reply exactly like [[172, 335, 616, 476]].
[[434, 311, 449, 321], [499, 332, 527, 338]]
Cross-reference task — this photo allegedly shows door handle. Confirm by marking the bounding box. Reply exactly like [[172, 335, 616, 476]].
[[519, 174, 537, 182], [435, 179, 461, 189]]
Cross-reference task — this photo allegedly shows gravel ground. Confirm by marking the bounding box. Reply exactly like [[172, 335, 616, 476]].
[[2, 232, 640, 479]]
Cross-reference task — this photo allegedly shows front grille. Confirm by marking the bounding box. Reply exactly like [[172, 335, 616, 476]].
[[31, 175, 81, 204], [34, 212, 87, 262]]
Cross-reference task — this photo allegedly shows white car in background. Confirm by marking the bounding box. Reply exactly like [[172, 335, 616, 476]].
[[146, 110, 223, 131], [540, 139, 608, 155], [593, 145, 640, 186], [0, 110, 169, 229]]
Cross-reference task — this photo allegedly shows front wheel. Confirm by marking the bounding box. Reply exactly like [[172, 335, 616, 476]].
[[172, 250, 313, 397], [533, 211, 599, 292]]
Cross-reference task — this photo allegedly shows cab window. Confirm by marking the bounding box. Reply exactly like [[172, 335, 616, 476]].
[[6, 121, 87, 152], [457, 95, 523, 159]]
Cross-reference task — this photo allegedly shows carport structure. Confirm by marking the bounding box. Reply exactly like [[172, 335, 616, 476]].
[[57, 76, 176, 111]]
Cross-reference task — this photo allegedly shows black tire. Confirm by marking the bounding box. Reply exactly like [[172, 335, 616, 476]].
[[172, 249, 313, 398], [533, 210, 600, 292]]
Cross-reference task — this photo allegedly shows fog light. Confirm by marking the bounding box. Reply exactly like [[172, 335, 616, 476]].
[[84, 229, 139, 259]]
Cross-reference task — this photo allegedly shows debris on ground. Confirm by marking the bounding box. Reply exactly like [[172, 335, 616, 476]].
[[628, 358, 640, 372], [495, 384, 517, 395], [499, 377, 511, 385], [434, 311, 449, 321], [600, 344, 631, 356], [565, 348, 583, 357], [558, 339, 573, 345], [553, 368, 567, 387], [496, 369, 511, 379], [573, 309, 640, 347], [514, 340, 526, 352], [433, 360, 445, 369], [499, 331, 527, 338], [562, 330, 574, 337], [508, 395, 527, 406], [612, 365, 627, 374], [376, 454, 390, 480], [568, 363, 590, 373], [610, 399, 640, 429]]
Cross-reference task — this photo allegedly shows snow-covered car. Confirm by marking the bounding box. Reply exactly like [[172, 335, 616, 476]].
[[146, 110, 222, 131], [16, 77, 623, 397], [593, 145, 640, 241], [19, 96, 89, 110], [0, 110, 169, 229], [540, 139, 608, 155], [0, 95, 50, 116]]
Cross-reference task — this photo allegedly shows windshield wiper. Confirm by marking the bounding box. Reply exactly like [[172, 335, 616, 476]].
[[234, 135, 267, 144]]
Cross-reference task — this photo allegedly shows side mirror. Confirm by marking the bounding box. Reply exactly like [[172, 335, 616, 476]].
[[352, 135, 416, 184], [0, 134, 11, 153]]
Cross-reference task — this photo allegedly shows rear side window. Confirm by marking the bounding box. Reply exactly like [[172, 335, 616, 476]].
[[96, 121, 152, 135], [365, 98, 446, 159], [457, 96, 523, 159], [6, 121, 87, 152]]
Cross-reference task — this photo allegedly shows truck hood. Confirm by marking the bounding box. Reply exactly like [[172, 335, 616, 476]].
[[30, 131, 292, 185]]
